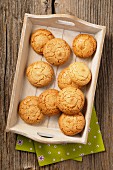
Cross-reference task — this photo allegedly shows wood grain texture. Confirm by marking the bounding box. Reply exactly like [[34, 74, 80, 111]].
[[0, 1, 52, 170], [54, 1, 113, 170], [0, 0, 113, 170]]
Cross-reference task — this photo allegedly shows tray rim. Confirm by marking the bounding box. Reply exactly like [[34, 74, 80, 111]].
[[25, 13, 106, 30], [6, 13, 106, 144]]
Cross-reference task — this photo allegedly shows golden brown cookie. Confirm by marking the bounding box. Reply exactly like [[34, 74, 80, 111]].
[[72, 34, 97, 58], [58, 68, 79, 89], [30, 29, 55, 54], [18, 96, 44, 124], [57, 86, 85, 115], [38, 89, 61, 116], [69, 62, 91, 86], [26, 61, 54, 87], [43, 38, 71, 66], [58, 112, 85, 136]]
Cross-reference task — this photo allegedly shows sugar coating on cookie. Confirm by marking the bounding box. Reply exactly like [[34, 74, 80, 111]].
[[26, 61, 54, 87], [31, 29, 55, 54], [69, 62, 91, 86], [18, 96, 44, 124], [57, 86, 84, 115], [58, 68, 79, 89], [72, 34, 97, 58], [59, 112, 85, 136], [38, 89, 61, 116], [43, 38, 71, 66]]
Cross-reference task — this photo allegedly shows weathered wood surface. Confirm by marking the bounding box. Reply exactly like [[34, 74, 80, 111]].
[[0, 0, 113, 170]]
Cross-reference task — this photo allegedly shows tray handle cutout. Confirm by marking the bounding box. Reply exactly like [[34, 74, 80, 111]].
[[37, 132, 54, 138], [56, 19, 75, 26]]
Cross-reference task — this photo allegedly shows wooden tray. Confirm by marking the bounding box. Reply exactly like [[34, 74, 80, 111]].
[[6, 14, 106, 144]]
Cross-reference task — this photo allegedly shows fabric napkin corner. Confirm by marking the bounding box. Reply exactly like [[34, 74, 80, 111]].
[[15, 107, 105, 166]]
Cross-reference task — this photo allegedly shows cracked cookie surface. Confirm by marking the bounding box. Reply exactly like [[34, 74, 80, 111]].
[[43, 38, 71, 66], [57, 86, 85, 115], [59, 112, 85, 136], [69, 62, 91, 86], [18, 96, 44, 124], [38, 89, 61, 116], [26, 61, 54, 87], [72, 34, 97, 58], [58, 68, 79, 89], [31, 29, 55, 54]]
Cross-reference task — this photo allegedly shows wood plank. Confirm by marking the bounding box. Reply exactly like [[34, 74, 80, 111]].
[[0, 0, 52, 170], [1, 0, 113, 170], [54, 0, 113, 170]]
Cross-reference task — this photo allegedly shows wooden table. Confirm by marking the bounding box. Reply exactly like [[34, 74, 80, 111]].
[[1, 0, 113, 169]]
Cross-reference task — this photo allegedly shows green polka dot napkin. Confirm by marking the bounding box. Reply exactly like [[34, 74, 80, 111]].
[[16, 108, 105, 166], [16, 135, 35, 153]]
